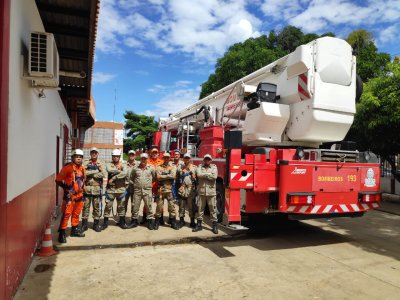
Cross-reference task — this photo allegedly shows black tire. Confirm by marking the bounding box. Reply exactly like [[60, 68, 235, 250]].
[[216, 181, 225, 223]]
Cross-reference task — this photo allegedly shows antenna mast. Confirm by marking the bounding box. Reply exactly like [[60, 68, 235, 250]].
[[113, 88, 116, 123]]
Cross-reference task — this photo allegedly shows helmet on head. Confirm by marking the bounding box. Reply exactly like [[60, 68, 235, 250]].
[[112, 149, 121, 156], [90, 147, 99, 153], [140, 153, 149, 158], [128, 150, 135, 155], [203, 154, 212, 160], [72, 149, 84, 157]]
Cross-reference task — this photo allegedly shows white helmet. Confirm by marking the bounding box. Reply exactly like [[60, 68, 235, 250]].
[[71, 149, 84, 156], [112, 149, 121, 156]]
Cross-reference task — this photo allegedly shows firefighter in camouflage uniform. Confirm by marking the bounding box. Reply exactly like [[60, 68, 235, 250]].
[[81, 147, 105, 232], [101, 149, 128, 230]]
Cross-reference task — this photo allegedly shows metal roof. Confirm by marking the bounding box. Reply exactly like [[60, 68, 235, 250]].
[[35, 0, 99, 127]]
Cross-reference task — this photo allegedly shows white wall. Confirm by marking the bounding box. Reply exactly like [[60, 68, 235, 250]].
[[381, 177, 400, 194], [7, 0, 71, 202]]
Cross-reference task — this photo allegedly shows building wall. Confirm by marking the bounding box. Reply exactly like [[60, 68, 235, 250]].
[[0, 0, 11, 298], [82, 121, 124, 163], [2, 0, 72, 298], [381, 177, 400, 194], [8, 0, 71, 202]]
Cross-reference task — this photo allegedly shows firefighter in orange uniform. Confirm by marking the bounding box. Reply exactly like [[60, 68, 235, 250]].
[[142, 147, 163, 224], [55, 149, 86, 243]]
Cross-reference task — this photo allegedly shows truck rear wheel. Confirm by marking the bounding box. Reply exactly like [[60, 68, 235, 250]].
[[216, 181, 225, 223]]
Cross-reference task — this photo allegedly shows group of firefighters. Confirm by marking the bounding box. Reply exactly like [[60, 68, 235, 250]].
[[55, 147, 219, 243]]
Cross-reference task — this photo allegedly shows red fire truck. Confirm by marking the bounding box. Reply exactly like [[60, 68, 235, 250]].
[[152, 37, 381, 229]]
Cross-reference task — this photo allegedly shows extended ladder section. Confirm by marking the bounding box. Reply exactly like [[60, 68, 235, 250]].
[[160, 37, 357, 148]]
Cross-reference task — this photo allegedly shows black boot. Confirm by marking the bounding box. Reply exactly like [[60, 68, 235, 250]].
[[139, 213, 147, 225], [58, 229, 67, 243], [167, 217, 172, 225], [119, 216, 128, 229], [179, 217, 185, 228], [71, 226, 85, 237], [101, 217, 109, 230], [212, 222, 218, 234], [93, 219, 102, 232], [81, 219, 88, 232], [148, 219, 155, 230], [190, 217, 196, 228], [128, 218, 138, 229], [171, 218, 179, 230], [192, 220, 202, 232], [159, 216, 165, 225], [154, 218, 160, 230]]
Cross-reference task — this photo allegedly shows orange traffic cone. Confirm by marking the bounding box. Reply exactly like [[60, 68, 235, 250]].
[[37, 223, 57, 257]]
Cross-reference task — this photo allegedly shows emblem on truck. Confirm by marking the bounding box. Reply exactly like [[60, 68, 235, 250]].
[[291, 167, 306, 175], [364, 168, 376, 187]]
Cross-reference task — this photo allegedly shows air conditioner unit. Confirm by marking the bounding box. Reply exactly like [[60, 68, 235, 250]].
[[27, 32, 59, 88]]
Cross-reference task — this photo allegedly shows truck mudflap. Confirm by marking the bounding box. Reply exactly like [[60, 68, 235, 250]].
[[278, 161, 381, 216]]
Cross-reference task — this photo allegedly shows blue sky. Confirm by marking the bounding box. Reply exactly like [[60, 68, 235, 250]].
[[92, 0, 400, 123]]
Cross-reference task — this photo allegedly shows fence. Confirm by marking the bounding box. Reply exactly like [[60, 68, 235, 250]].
[[380, 155, 400, 177]]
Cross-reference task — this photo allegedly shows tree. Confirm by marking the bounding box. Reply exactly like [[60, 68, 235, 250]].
[[277, 26, 304, 52], [123, 111, 158, 151], [347, 62, 400, 181], [346, 30, 390, 81], [199, 26, 336, 99], [199, 36, 286, 99], [347, 29, 373, 55]]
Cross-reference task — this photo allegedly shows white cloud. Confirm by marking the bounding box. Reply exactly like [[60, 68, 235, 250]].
[[143, 87, 200, 117], [175, 80, 192, 87], [124, 37, 143, 48], [97, 0, 400, 61], [147, 80, 194, 93], [97, 0, 262, 62], [165, 0, 262, 62], [261, 0, 303, 20], [378, 25, 398, 44], [92, 72, 116, 84], [261, 0, 400, 36], [147, 84, 168, 93], [135, 50, 163, 59]]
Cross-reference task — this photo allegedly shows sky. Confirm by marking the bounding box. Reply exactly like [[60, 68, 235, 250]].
[[92, 0, 400, 123]]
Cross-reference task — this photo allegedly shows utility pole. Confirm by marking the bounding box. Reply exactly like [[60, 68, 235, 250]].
[[113, 88, 116, 123]]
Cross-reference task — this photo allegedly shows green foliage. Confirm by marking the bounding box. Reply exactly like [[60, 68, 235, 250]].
[[346, 30, 390, 81], [348, 63, 400, 179], [301, 33, 319, 44], [123, 111, 158, 151], [277, 26, 304, 52], [199, 36, 286, 99], [199, 26, 340, 99], [347, 29, 373, 53]]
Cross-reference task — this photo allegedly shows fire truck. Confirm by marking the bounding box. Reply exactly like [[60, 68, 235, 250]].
[[152, 37, 381, 229]]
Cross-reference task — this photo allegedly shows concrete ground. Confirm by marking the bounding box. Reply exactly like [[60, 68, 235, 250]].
[[14, 200, 400, 299]]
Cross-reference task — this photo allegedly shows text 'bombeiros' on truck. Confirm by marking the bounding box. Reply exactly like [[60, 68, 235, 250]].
[[151, 37, 381, 229]]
